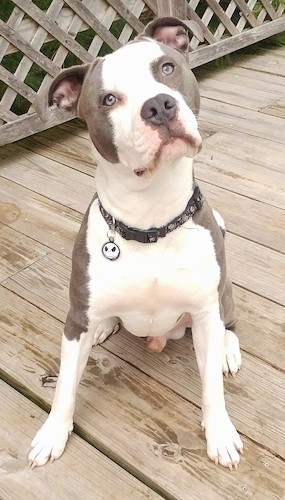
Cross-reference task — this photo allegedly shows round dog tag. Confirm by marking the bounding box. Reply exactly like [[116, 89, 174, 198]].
[[102, 241, 120, 260]]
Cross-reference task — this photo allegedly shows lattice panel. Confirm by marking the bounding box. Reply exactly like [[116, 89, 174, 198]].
[[0, 0, 284, 145]]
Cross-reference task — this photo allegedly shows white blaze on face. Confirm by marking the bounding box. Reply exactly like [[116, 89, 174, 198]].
[[101, 41, 200, 172]]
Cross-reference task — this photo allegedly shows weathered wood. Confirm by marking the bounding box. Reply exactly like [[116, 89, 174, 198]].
[[232, 0, 259, 29], [204, 0, 239, 36], [157, 0, 187, 18], [104, 0, 145, 33], [0, 105, 18, 123], [0, 225, 48, 283], [0, 0, 65, 126], [188, 17, 285, 68], [199, 96, 285, 145], [0, 108, 76, 147], [1, 286, 285, 500], [20, 127, 95, 175], [63, 0, 121, 51], [0, 143, 94, 213], [12, 0, 95, 63], [259, 0, 278, 20], [0, 18, 61, 77], [260, 97, 285, 119], [0, 65, 37, 104], [197, 131, 285, 210], [198, 78, 279, 111], [0, 380, 162, 500], [0, 177, 81, 258]]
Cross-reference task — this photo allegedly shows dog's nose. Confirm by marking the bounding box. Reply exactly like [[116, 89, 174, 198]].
[[141, 94, 177, 126]]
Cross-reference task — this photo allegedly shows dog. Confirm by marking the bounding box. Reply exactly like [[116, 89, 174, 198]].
[[28, 16, 243, 470]]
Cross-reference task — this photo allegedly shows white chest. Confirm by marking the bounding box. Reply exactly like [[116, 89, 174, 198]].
[[86, 205, 220, 337]]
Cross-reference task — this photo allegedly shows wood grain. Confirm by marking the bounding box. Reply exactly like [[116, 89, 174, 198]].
[[0, 380, 162, 500], [1, 286, 285, 500]]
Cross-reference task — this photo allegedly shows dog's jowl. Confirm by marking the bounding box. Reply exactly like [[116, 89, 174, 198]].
[[29, 17, 243, 469]]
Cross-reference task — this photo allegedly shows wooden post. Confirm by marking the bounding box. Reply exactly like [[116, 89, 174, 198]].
[[157, 0, 187, 18]]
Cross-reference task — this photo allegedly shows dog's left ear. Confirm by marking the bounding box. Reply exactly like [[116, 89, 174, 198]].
[[140, 16, 204, 54]]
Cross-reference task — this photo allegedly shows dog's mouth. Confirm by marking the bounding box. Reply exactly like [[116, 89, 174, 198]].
[[134, 132, 201, 177]]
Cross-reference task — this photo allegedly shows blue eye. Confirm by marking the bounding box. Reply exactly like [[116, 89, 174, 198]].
[[103, 94, 117, 106], [162, 63, 174, 75]]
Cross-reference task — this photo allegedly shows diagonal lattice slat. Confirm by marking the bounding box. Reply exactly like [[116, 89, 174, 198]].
[[0, 0, 284, 145]]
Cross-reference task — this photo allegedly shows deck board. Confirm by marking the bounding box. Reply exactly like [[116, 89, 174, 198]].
[[0, 44, 285, 498], [0, 380, 162, 500], [0, 286, 284, 500]]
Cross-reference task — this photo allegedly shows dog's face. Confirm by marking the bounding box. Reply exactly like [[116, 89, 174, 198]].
[[38, 17, 202, 177]]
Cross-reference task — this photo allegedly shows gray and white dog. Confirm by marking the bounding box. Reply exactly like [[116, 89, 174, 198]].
[[29, 16, 243, 469]]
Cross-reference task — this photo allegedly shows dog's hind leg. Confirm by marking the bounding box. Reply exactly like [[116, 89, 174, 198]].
[[223, 329, 242, 376], [93, 317, 120, 345], [28, 321, 96, 468]]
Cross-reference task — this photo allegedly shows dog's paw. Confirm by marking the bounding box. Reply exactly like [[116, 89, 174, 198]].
[[223, 329, 242, 377], [93, 317, 120, 346], [204, 412, 243, 470], [28, 415, 73, 468]]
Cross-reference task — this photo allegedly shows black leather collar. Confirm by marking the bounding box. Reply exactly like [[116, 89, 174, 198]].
[[98, 185, 203, 243]]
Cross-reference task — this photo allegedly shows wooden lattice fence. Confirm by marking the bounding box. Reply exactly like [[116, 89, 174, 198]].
[[0, 0, 284, 146]]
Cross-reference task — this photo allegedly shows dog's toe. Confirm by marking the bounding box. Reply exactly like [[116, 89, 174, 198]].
[[28, 415, 72, 468], [223, 329, 242, 376], [205, 412, 243, 469], [93, 317, 120, 346]]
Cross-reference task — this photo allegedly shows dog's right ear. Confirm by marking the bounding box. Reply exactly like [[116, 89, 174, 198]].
[[35, 64, 90, 122]]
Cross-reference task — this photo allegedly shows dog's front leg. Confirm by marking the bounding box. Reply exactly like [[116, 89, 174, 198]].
[[28, 323, 95, 468], [191, 303, 243, 469]]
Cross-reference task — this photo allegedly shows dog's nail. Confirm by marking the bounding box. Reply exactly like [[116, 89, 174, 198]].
[[234, 462, 238, 470], [239, 448, 244, 455], [228, 462, 233, 471], [31, 461, 37, 470], [214, 457, 219, 466], [50, 456, 55, 463]]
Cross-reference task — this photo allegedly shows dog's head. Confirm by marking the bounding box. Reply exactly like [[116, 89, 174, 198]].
[[36, 17, 202, 177]]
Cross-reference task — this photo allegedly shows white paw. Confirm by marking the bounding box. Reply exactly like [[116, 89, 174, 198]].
[[223, 329, 242, 376], [204, 412, 243, 469], [93, 317, 120, 346], [28, 414, 73, 468]]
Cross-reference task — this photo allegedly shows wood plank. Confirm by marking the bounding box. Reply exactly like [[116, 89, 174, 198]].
[[236, 45, 285, 77], [1, 286, 285, 500], [198, 78, 279, 111], [196, 131, 285, 209], [199, 65, 285, 95], [0, 143, 94, 213], [199, 181, 285, 253], [199, 98, 285, 145], [260, 97, 285, 119], [0, 177, 81, 258], [188, 18, 285, 68], [0, 225, 48, 282], [0, 108, 75, 147], [0, 380, 161, 500], [104, 0, 145, 33], [3, 249, 285, 371], [226, 232, 285, 306], [0, 105, 18, 122], [20, 127, 95, 176]]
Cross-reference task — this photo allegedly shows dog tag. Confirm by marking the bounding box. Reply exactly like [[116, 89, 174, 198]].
[[102, 240, 120, 260]]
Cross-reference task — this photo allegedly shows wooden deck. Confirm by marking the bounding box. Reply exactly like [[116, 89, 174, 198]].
[[0, 45, 285, 500]]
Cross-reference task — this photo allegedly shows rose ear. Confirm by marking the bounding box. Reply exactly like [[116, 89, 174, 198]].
[[34, 64, 90, 122], [141, 16, 204, 54]]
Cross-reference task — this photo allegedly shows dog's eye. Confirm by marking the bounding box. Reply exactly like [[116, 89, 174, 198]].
[[162, 63, 174, 76], [103, 94, 117, 106]]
